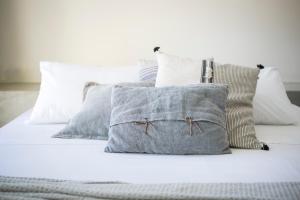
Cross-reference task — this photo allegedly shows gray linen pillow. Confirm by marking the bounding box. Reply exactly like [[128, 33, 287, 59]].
[[53, 82, 154, 140], [105, 84, 231, 155], [214, 64, 267, 149]]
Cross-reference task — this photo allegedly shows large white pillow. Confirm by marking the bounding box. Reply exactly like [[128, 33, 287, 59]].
[[253, 67, 298, 125], [155, 51, 202, 87], [29, 62, 139, 124]]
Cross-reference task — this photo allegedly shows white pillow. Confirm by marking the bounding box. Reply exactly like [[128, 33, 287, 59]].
[[155, 51, 202, 87], [253, 67, 298, 125], [29, 62, 139, 124]]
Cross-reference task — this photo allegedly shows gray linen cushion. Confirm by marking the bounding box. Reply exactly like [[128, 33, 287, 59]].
[[105, 84, 231, 155], [214, 64, 265, 149], [53, 82, 154, 140]]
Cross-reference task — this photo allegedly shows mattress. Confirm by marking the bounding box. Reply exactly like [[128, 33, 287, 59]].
[[0, 109, 300, 184]]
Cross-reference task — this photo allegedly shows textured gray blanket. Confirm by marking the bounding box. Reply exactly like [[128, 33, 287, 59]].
[[0, 176, 299, 200]]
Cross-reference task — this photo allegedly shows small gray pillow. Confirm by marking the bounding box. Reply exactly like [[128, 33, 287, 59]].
[[105, 84, 231, 155], [53, 82, 154, 140]]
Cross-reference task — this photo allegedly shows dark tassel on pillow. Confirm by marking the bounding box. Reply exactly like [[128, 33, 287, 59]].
[[153, 47, 160, 52], [261, 143, 269, 151], [257, 64, 265, 69]]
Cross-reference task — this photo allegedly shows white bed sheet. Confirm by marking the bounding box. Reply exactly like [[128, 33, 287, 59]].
[[0, 109, 300, 184]]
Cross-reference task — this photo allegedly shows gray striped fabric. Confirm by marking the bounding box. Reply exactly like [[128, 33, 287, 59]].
[[138, 59, 158, 82], [214, 64, 263, 149]]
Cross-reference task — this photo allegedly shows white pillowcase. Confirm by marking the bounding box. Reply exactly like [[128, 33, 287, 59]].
[[253, 67, 298, 125], [29, 62, 139, 124], [155, 51, 202, 87]]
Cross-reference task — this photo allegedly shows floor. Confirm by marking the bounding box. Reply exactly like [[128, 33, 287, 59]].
[[0, 83, 39, 127]]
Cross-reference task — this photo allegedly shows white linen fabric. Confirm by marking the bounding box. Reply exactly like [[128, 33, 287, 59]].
[[155, 51, 202, 87], [253, 67, 298, 125], [1, 109, 300, 184], [29, 62, 140, 124]]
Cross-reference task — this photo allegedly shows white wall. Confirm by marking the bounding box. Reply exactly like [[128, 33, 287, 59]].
[[0, 0, 299, 85]]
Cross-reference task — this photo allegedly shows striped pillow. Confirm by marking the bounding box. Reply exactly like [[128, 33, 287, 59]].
[[214, 64, 267, 149], [138, 59, 158, 82]]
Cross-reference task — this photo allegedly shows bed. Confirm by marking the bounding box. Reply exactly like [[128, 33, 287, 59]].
[[1, 109, 300, 199], [1, 108, 300, 184], [1, 61, 300, 199]]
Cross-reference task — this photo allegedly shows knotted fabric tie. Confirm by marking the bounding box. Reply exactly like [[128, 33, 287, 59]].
[[135, 118, 153, 135], [185, 117, 202, 136]]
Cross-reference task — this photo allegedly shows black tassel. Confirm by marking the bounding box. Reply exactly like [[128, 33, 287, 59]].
[[261, 143, 269, 151], [153, 47, 160, 52], [257, 64, 264, 69]]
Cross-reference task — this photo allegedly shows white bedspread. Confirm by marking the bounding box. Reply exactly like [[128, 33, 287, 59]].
[[0, 109, 300, 184]]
